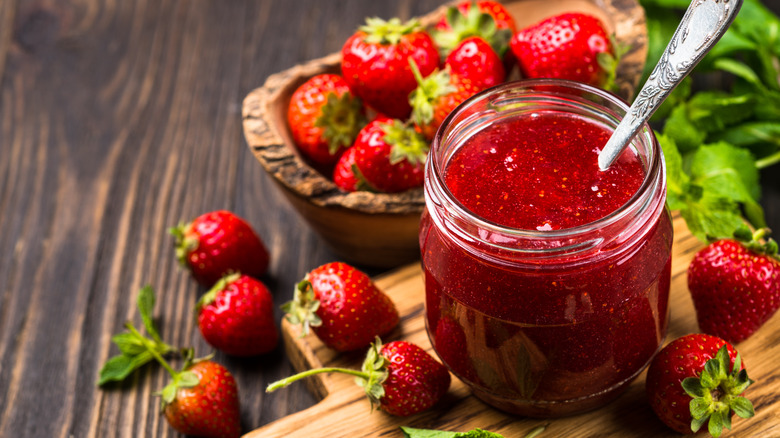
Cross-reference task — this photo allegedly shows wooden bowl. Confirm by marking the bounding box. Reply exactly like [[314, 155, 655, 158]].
[[241, 0, 648, 269]]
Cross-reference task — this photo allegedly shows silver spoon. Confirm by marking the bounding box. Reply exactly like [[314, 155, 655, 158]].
[[598, 0, 743, 170]]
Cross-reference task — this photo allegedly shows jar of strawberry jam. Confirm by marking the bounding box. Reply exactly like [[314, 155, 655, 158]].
[[420, 79, 673, 417]]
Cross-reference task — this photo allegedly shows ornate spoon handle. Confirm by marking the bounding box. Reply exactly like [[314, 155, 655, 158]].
[[598, 0, 743, 170]]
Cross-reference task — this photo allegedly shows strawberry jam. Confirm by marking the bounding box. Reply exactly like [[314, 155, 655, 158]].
[[420, 80, 673, 417]]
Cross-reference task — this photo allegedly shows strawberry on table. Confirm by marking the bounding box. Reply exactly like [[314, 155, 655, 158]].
[[267, 338, 451, 417], [282, 262, 399, 352], [170, 210, 270, 288], [341, 17, 439, 119], [645, 334, 755, 437], [352, 116, 429, 193], [161, 356, 242, 438], [510, 13, 617, 88], [287, 73, 366, 169], [98, 287, 241, 438], [197, 273, 279, 357], [688, 227, 780, 343]]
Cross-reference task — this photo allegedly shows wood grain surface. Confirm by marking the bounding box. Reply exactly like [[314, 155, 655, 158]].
[[247, 215, 780, 438], [0, 1, 779, 438]]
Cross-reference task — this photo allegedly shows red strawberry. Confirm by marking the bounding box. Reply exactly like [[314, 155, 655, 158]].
[[171, 210, 269, 287], [332, 145, 360, 192], [510, 13, 615, 87], [409, 62, 482, 141], [352, 116, 429, 193], [687, 227, 780, 343], [645, 334, 755, 437], [287, 73, 366, 169], [445, 36, 506, 89], [267, 338, 451, 416], [282, 262, 399, 352], [432, 0, 515, 60], [161, 358, 242, 438], [196, 273, 279, 356], [341, 17, 439, 119]]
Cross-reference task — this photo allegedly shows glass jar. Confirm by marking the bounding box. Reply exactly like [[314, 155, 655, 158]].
[[420, 79, 673, 417]]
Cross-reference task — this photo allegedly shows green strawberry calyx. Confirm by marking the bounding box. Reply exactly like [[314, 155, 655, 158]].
[[432, 5, 512, 58], [597, 34, 629, 93], [360, 17, 422, 45], [157, 349, 215, 411], [196, 272, 242, 312], [281, 279, 323, 336], [408, 58, 457, 127], [169, 222, 198, 267], [265, 337, 389, 412], [681, 345, 755, 437], [731, 225, 779, 260], [379, 119, 430, 166], [315, 91, 367, 155]]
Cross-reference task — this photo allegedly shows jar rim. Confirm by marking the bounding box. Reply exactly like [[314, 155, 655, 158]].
[[427, 78, 664, 244]]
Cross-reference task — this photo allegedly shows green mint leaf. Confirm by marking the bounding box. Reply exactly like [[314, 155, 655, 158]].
[[137, 285, 162, 343], [679, 195, 745, 241], [710, 121, 780, 150], [712, 58, 764, 88], [661, 104, 705, 153], [400, 427, 505, 438], [686, 91, 755, 134], [658, 134, 688, 211], [111, 332, 147, 356], [688, 142, 767, 229], [401, 427, 458, 438], [97, 351, 154, 386]]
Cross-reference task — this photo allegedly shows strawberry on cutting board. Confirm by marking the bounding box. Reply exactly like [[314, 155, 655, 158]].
[[170, 210, 270, 288], [341, 17, 439, 119], [287, 73, 366, 169], [267, 338, 451, 417], [510, 12, 616, 88], [688, 227, 780, 343], [197, 273, 279, 357], [282, 261, 399, 352], [352, 115, 429, 193], [646, 334, 755, 437]]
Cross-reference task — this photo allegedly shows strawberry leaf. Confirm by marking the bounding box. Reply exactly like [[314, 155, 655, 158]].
[[97, 351, 154, 386], [400, 427, 506, 438], [111, 332, 147, 356], [137, 285, 162, 344]]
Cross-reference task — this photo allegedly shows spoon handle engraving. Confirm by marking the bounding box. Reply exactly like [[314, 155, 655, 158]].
[[598, 0, 743, 170]]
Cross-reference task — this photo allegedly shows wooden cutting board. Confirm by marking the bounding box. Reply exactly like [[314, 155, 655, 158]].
[[246, 213, 780, 438]]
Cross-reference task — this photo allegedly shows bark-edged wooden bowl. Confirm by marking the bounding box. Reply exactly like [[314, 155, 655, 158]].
[[241, 0, 648, 269]]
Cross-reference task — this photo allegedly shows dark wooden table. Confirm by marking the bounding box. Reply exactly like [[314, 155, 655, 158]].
[[1, 1, 778, 437]]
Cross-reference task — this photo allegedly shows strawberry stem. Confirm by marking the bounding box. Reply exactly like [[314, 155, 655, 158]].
[[266, 367, 370, 392], [126, 323, 178, 378]]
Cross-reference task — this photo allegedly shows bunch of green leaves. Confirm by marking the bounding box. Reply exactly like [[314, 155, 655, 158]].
[[639, 0, 780, 240], [98, 286, 181, 385]]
